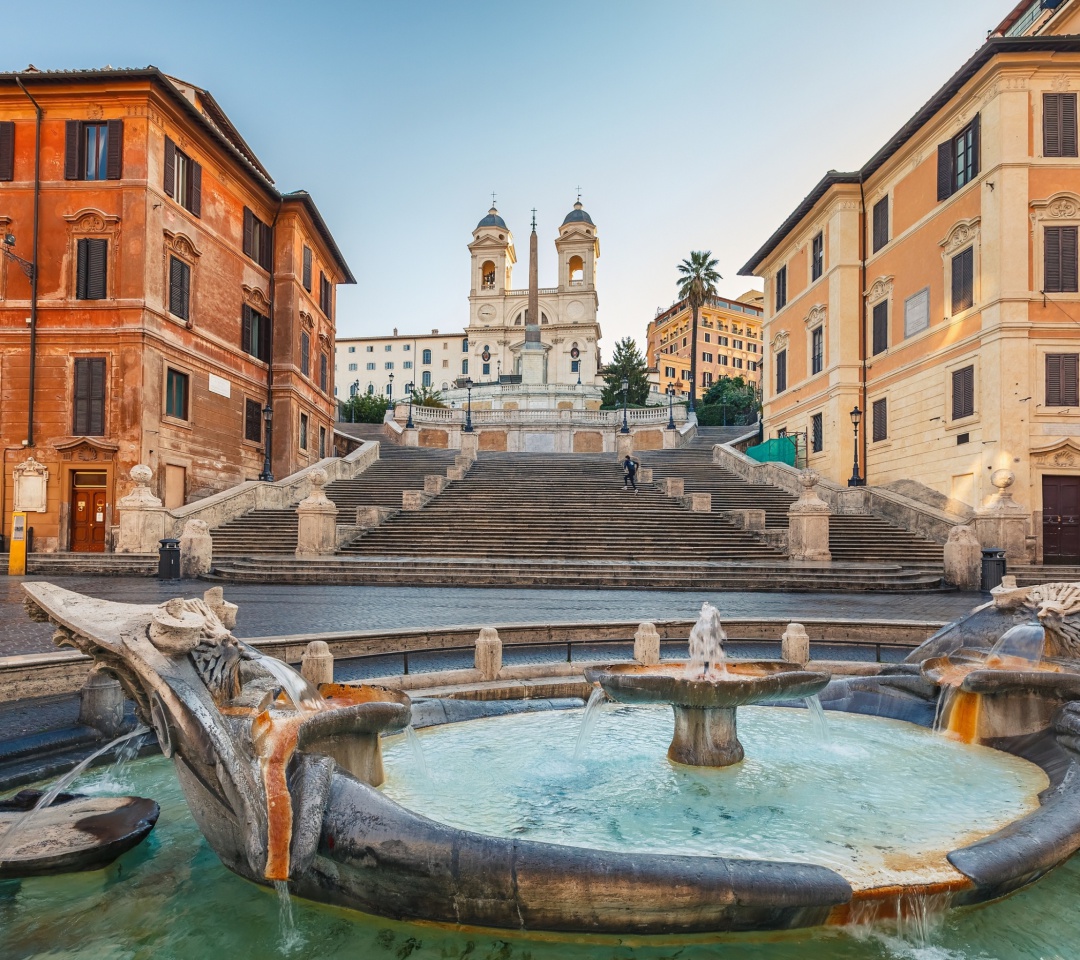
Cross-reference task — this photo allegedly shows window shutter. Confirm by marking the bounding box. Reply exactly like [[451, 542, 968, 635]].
[[952, 366, 974, 420], [872, 199, 889, 253], [73, 358, 90, 434], [88, 358, 105, 435], [872, 301, 888, 355], [0, 121, 14, 181], [1066, 354, 1080, 406], [952, 247, 974, 313], [260, 221, 272, 270], [169, 258, 190, 319], [241, 306, 252, 355], [76, 239, 89, 299], [245, 398, 261, 442], [65, 121, 81, 180], [243, 208, 254, 259], [872, 399, 887, 442], [301, 331, 310, 376], [1045, 94, 1062, 156], [1048, 354, 1063, 406], [190, 161, 202, 218], [1064, 94, 1079, 157], [1063, 225, 1079, 293], [261, 313, 272, 363], [1046, 226, 1063, 292], [970, 114, 981, 179], [320, 353, 328, 392], [164, 137, 176, 197], [776, 350, 787, 393], [937, 141, 954, 202], [106, 119, 123, 179], [302, 247, 312, 291], [87, 239, 107, 299]]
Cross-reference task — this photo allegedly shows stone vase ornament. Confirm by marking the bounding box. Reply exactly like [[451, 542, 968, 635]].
[[295, 468, 338, 557], [788, 470, 832, 562], [116, 465, 165, 553]]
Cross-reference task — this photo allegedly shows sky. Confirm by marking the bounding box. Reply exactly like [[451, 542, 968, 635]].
[[5, 0, 1007, 357]]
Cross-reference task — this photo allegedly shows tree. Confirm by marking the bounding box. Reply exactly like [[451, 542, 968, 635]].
[[340, 392, 389, 424], [676, 251, 722, 413], [409, 385, 446, 408], [600, 337, 651, 408], [699, 375, 760, 425]]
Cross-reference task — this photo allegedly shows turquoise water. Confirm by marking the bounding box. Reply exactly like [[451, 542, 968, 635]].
[[0, 709, 1075, 959]]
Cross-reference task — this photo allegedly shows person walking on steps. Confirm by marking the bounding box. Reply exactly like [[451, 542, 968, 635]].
[[623, 455, 640, 493]]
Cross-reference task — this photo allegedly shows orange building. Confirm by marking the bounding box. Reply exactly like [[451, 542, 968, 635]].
[[739, 1, 1080, 564], [0, 67, 354, 552]]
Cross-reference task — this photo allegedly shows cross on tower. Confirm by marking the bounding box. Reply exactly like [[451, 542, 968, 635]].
[[490, 191, 497, 207], [531, 208, 537, 230], [575, 185, 582, 201]]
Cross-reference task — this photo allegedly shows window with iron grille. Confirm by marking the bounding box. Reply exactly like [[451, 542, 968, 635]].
[[1046, 353, 1080, 407], [811, 412, 823, 453], [952, 365, 975, 420], [872, 398, 887, 442]]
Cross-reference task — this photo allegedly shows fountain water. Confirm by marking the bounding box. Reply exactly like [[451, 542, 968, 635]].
[[573, 687, 607, 761], [403, 726, 430, 780], [249, 651, 326, 711]]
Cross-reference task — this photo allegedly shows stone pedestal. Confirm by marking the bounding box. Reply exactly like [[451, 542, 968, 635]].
[[728, 509, 766, 532], [475, 627, 502, 681], [944, 525, 982, 591], [974, 470, 1030, 563], [116, 465, 166, 553], [460, 432, 479, 460], [424, 475, 448, 495], [403, 427, 419, 447], [402, 490, 431, 511], [684, 493, 711, 512], [179, 519, 212, 578], [79, 670, 126, 737], [520, 347, 545, 386], [664, 477, 685, 497], [634, 622, 661, 665], [301, 640, 334, 686], [787, 470, 831, 562], [781, 622, 810, 665], [446, 466, 466, 481], [295, 468, 338, 557], [638, 467, 653, 483], [616, 433, 634, 459]]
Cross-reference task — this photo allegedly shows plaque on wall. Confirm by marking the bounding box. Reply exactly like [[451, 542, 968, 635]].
[[13, 457, 49, 513]]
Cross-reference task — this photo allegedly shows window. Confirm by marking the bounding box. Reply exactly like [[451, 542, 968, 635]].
[[243, 208, 271, 269], [718, 336, 729, 347], [385, 362, 394, 370], [571, 360, 580, 373], [733, 339, 743, 350], [681, 369, 690, 381], [482, 363, 490, 376], [299, 413, 308, 451], [320, 272, 333, 318], [702, 352, 713, 363], [872, 398, 887, 442], [811, 412, 823, 453], [1044, 93, 1078, 158], [952, 246, 975, 312], [461, 359, 469, 375], [366, 345, 374, 353], [872, 301, 888, 355], [65, 120, 123, 181], [775, 266, 787, 310], [704, 333, 711, 343], [241, 305, 270, 362], [347, 362, 357, 371], [403, 344, 411, 352], [748, 361, 758, 372], [703, 371, 713, 387], [718, 355, 729, 366], [937, 116, 980, 201], [733, 357, 743, 369], [904, 287, 930, 338], [73, 357, 106, 436], [0, 121, 14, 181], [300, 331, 310, 377], [319, 426, 327, 459], [422, 349, 432, 364], [165, 368, 189, 420], [366, 362, 375, 370], [320, 354, 328, 392], [168, 256, 190, 320], [302, 246, 312, 292], [811, 231, 824, 280], [952, 365, 974, 420], [76, 238, 108, 300], [1046, 354, 1080, 406], [462, 338, 469, 352], [403, 361, 413, 369], [664, 366, 676, 378], [244, 398, 262, 442], [775, 350, 787, 393], [164, 136, 201, 215], [422, 371, 431, 387], [871, 199, 889, 253], [348, 346, 356, 353], [811, 327, 823, 375], [443, 359, 449, 368], [1044, 226, 1079, 293]]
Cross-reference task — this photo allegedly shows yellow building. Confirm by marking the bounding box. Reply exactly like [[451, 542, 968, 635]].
[[645, 291, 763, 400], [739, 0, 1080, 565]]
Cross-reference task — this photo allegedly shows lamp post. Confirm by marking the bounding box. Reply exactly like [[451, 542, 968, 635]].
[[666, 383, 676, 430], [463, 377, 474, 432], [405, 381, 415, 429], [620, 376, 630, 434], [350, 379, 359, 422], [259, 403, 274, 481], [388, 372, 394, 413], [848, 405, 865, 487]]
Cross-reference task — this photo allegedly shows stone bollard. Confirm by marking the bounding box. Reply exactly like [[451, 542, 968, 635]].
[[455, 454, 474, 470], [424, 475, 448, 495], [781, 622, 810, 665], [203, 585, 238, 629], [79, 669, 126, 737], [402, 490, 430, 511], [944, 524, 982, 591], [446, 466, 466, 481], [179, 518, 213, 578], [664, 477, 685, 497], [301, 640, 334, 686], [296, 468, 339, 557], [685, 492, 711, 512], [638, 467, 653, 483], [787, 470, 831, 562], [634, 622, 661, 665], [475, 627, 502, 681], [616, 433, 634, 459], [460, 432, 480, 460], [116, 464, 166, 553]]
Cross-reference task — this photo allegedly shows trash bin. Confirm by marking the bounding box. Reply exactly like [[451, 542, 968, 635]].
[[981, 548, 1007, 592], [158, 538, 181, 580]]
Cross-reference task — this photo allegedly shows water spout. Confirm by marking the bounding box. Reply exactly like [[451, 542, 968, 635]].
[[250, 652, 325, 712], [273, 879, 304, 953], [573, 687, 607, 761], [987, 622, 1047, 668], [404, 725, 430, 780], [803, 695, 829, 741], [687, 601, 727, 677]]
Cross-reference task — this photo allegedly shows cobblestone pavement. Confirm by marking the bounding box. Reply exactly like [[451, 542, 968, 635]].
[[1, 574, 984, 658]]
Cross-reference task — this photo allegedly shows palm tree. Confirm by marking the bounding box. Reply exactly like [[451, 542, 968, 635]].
[[676, 251, 722, 412]]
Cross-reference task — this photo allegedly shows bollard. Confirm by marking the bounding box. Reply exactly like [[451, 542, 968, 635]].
[[475, 627, 502, 681], [781, 622, 810, 665], [634, 622, 661, 665], [301, 640, 334, 686]]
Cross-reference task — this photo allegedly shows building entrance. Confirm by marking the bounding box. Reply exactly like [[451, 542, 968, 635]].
[[70, 471, 108, 553], [1042, 474, 1080, 565]]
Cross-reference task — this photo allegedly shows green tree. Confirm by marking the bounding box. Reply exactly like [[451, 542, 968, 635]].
[[408, 385, 446, 408], [600, 337, 651, 408], [698, 375, 760, 425], [340, 392, 389, 424], [676, 251, 722, 413]]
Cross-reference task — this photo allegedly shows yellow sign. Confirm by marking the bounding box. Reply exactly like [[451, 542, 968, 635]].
[[8, 512, 27, 576]]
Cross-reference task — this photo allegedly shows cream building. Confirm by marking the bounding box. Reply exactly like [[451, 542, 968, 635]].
[[334, 329, 467, 400]]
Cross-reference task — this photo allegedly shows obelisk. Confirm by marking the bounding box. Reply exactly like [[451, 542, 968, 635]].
[[520, 209, 546, 386]]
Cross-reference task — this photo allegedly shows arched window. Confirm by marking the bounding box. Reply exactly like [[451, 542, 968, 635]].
[[422, 370, 431, 387], [385, 383, 393, 397], [541, 312, 549, 325], [366, 383, 374, 395], [462, 338, 469, 352], [422, 348, 431, 364], [569, 255, 584, 285], [350, 382, 359, 397], [514, 312, 523, 325], [441, 381, 449, 390], [481, 260, 496, 289]]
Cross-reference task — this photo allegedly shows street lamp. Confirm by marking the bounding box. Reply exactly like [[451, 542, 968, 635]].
[[259, 403, 274, 481], [620, 376, 630, 434], [2, 233, 34, 280], [349, 379, 359, 422], [666, 383, 676, 430], [848, 405, 865, 487], [388, 372, 394, 407], [405, 381, 415, 429], [463, 377, 474, 432]]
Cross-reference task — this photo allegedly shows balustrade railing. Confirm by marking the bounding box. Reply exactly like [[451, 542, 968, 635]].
[[393, 404, 688, 426]]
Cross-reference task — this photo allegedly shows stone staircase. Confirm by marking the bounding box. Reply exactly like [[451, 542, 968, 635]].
[[1008, 564, 1080, 587]]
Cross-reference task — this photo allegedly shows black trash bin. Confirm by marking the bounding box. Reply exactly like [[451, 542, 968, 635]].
[[158, 538, 181, 580], [981, 548, 1007, 592]]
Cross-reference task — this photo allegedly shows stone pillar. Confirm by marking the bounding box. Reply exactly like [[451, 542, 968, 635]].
[[781, 622, 810, 665], [116, 465, 166, 553], [616, 432, 634, 459], [638, 467, 653, 483], [179, 519, 213, 578], [787, 469, 832, 562], [685, 492, 711, 512], [974, 470, 1030, 563], [943, 524, 982, 591], [634, 622, 661, 665], [402, 427, 419, 447], [301, 640, 334, 686], [424, 475, 448, 495], [460, 432, 479, 460], [475, 626, 502, 681], [664, 477, 685, 497], [295, 468, 338, 557], [402, 491, 430, 511], [79, 669, 126, 737], [203, 586, 238, 629]]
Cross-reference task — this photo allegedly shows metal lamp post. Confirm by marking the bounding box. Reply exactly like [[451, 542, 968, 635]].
[[620, 376, 630, 434], [464, 377, 474, 432], [350, 379, 359, 422], [388, 372, 394, 406], [666, 383, 676, 430], [259, 403, 274, 481], [405, 381, 415, 429], [848, 405, 865, 487]]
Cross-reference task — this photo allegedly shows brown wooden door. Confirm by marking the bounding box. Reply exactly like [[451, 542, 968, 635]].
[[71, 488, 107, 553], [1043, 475, 1080, 564]]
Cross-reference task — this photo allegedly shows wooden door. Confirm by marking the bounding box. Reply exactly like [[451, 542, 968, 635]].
[[164, 465, 186, 510], [71, 488, 107, 553], [1043, 475, 1080, 564]]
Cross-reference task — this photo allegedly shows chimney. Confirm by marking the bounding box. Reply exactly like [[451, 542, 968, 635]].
[[431, 328, 438, 334], [393, 327, 398, 336]]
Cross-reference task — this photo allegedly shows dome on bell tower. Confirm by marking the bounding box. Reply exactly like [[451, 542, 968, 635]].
[[476, 206, 507, 230], [561, 201, 594, 226]]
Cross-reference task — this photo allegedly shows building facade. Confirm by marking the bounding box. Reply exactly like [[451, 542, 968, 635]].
[[739, 0, 1080, 563], [645, 292, 763, 400], [335, 329, 468, 399], [0, 67, 353, 552]]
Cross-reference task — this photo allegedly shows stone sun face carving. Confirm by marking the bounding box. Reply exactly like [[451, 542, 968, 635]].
[[994, 581, 1080, 660]]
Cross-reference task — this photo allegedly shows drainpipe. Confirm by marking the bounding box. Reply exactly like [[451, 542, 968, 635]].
[[16, 77, 42, 450], [263, 199, 283, 479], [858, 175, 868, 485]]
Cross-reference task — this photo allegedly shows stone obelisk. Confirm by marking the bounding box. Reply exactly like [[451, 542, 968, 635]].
[[520, 209, 546, 385]]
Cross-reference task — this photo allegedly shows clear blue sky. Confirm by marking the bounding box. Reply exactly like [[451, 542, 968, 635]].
[[5, 1, 1003, 356]]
